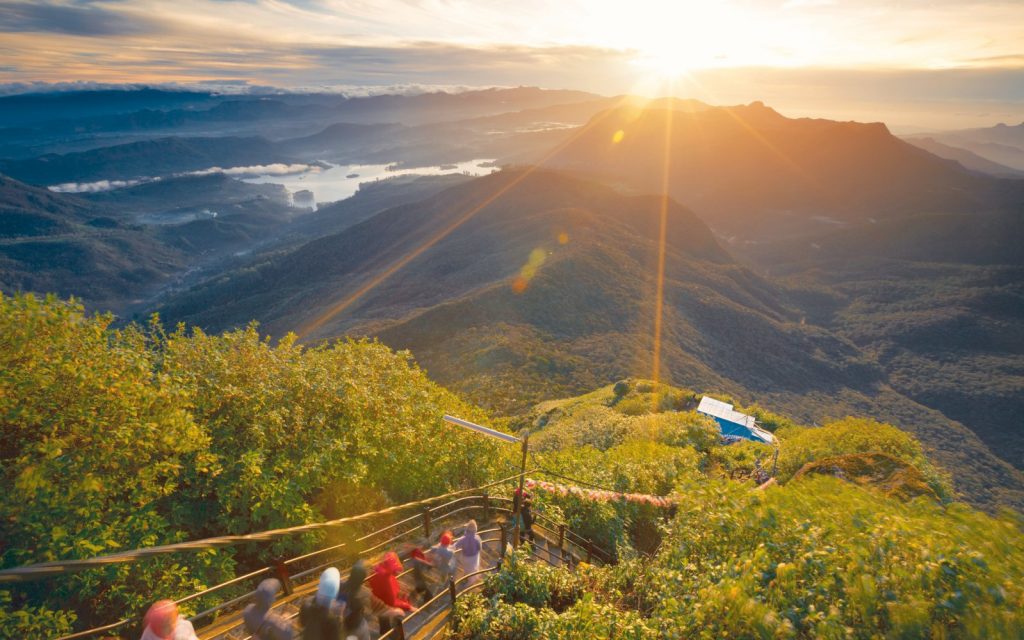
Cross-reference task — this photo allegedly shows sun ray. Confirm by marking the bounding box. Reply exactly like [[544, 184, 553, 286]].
[[650, 79, 674, 398]]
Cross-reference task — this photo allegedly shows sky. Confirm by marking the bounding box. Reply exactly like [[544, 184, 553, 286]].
[[1, 0, 1023, 129]]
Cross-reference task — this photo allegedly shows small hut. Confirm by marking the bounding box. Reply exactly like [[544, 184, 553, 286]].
[[697, 396, 775, 444]]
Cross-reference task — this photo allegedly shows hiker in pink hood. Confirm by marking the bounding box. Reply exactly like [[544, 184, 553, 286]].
[[455, 519, 483, 585], [140, 600, 198, 640]]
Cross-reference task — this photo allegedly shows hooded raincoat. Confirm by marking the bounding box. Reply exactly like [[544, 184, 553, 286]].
[[242, 579, 295, 640], [455, 520, 483, 585], [338, 560, 371, 640], [368, 552, 413, 612], [139, 600, 198, 640], [299, 568, 343, 640]]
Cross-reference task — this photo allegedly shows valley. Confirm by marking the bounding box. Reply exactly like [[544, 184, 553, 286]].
[[2, 89, 1022, 514]]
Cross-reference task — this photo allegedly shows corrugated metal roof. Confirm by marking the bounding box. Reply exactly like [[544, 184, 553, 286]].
[[697, 396, 775, 444], [697, 396, 756, 428]]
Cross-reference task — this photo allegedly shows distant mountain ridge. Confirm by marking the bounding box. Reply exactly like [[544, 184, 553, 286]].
[[905, 122, 1024, 172], [903, 137, 1023, 177], [540, 102, 1024, 240]]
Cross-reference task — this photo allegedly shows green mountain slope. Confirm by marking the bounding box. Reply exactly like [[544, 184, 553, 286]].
[[0, 174, 184, 310], [750, 211, 1024, 472], [154, 169, 1024, 511]]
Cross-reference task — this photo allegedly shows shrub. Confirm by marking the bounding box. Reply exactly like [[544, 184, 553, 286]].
[[776, 417, 952, 500], [613, 393, 653, 416], [631, 411, 721, 453], [0, 294, 507, 634]]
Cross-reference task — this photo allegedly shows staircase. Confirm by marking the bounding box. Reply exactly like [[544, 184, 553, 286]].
[[195, 501, 602, 640], [27, 479, 616, 640]]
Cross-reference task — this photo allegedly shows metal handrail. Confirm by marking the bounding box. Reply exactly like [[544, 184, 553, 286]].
[[192, 519, 508, 640], [52, 467, 623, 640], [15, 470, 537, 585], [54, 489, 520, 640]]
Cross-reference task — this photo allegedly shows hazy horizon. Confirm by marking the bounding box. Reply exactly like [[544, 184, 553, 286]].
[[1, 0, 1023, 131]]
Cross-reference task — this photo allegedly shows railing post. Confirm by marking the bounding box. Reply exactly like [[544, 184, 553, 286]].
[[586, 541, 593, 564], [422, 507, 432, 541], [448, 577, 459, 631], [395, 617, 406, 640], [482, 492, 490, 522], [558, 524, 566, 565], [499, 524, 508, 561], [273, 559, 293, 596]]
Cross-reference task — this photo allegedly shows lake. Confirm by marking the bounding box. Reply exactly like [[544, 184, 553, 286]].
[[242, 159, 497, 207]]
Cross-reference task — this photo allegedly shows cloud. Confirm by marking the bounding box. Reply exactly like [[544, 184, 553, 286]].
[[0, 1, 164, 36], [49, 177, 154, 192], [184, 163, 316, 177], [47, 164, 318, 192]]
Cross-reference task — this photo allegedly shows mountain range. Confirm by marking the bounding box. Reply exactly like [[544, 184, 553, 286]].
[[1, 89, 1022, 513], [538, 102, 1024, 241], [151, 168, 1024, 512]]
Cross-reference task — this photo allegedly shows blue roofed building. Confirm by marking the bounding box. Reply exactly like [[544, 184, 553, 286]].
[[697, 396, 775, 444]]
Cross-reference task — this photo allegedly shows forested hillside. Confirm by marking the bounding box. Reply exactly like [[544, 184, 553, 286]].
[[452, 381, 1024, 639], [0, 294, 508, 637], [2, 297, 1022, 638]]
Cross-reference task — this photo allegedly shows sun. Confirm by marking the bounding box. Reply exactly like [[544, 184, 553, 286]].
[[634, 43, 700, 79], [581, 1, 771, 80]]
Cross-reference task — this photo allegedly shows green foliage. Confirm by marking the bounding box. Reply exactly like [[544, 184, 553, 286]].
[[0, 591, 75, 640], [777, 417, 952, 501], [613, 394, 654, 416], [648, 477, 1024, 638], [453, 549, 655, 640], [0, 293, 231, 625], [530, 405, 632, 451], [709, 438, 776, 479], [486, 548, 557, 608], [631, 411, 720, 453], [457, 477, 1024, 639], [0, 294, 506, 634], [532, 441, 700, 556]]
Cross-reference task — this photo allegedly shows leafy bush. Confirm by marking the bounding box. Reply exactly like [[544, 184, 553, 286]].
[[0, 294, 507, 635], [613, 393, 654, 416], [647, 476, 1024, 638], [630, 411, 720, 453], [458, 477, 1024, 639], [709, 439, 776, 479], [486, 549, 554, 608], [777, 417, 952, 500], [454, 550, 654, 640], [530, 405, 632, 451]]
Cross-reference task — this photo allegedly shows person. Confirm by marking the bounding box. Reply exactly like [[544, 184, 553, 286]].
[[430, 531, 455, 585], [369, 552, 413, 612], [242, 578, 295, 640], [140, 600, 198, 640], [368, 552, 412, 636], [299, 567, 343, 640], [513, 487, 536, 543], [337, 560, 371, 640], [455, 520, 483, 586], [407, 548, 433, 604]]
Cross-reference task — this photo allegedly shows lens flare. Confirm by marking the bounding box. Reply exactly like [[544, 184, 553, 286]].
[[511, 248, 547, 294]]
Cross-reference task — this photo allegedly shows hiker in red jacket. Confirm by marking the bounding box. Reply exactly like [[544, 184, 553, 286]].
[[369, 552, 413, 612], [368, 552, 412, 636]]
